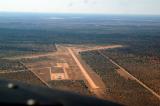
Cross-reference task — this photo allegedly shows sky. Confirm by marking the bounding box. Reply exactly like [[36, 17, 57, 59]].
[[0, 0, 160, 15]]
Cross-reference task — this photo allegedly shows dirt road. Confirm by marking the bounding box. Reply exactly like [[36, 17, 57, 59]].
[[98, 50, 160, 100], [0, 70, 26, 74], [79, 45, 123, 52], [68, 48, 99, 89], [4, 52, 54, 60]]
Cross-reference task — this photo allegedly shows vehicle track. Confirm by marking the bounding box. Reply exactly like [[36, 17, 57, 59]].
[[98, 50, 160, 100], [0, 70, 26, 74], [20, 62, 51, 88]]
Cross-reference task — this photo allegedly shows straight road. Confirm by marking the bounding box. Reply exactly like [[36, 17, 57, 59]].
[[4, 53, 54, 60], [98, 50, 160, 100], [21, 62, 52, 88], [0, 70, 26, 74], [80, 45, 123, 52], [68, 48, 99, 89]]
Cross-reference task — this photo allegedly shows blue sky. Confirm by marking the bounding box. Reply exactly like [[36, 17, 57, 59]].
[[0, 0, 160, 15]]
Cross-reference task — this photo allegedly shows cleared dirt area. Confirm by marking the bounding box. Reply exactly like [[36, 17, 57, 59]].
[[3, 44, 139, 99], [68, 48, 99, 89], [3, 44, 121, 98], [65, 44, 122, 98], [18, 44, 91, 95], [2, 43, 159, 105], [3, 52, 55, 60], [78, 45, 123, 52]]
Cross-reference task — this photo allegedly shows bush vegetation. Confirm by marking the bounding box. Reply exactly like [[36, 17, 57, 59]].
[[80, 51, 160, 106]]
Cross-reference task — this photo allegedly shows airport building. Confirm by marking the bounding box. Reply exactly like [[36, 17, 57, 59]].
[[50, 67, 65, 80]]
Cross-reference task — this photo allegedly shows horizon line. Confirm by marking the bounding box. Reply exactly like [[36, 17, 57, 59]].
[[0, 11, 160, 16]]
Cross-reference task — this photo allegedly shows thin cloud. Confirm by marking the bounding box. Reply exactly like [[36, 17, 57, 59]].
[[83, 0, 88, 4]]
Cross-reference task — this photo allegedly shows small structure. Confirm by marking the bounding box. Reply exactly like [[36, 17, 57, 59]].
[[56, 63, 69, 69], [50, 67, 65, 80]]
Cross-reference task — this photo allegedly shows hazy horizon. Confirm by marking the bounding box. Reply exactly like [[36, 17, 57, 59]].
[[0, 0, 160, 15], [1, 11, 160, 17]]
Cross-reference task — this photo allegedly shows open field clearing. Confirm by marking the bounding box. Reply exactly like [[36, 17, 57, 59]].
[[5, 44, 120, 98], [1, 43, 159, 105], [0, 13, 160, 105], [19, 45, 93, 96]]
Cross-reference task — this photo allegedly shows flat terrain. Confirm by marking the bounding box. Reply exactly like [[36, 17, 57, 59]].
[[98, 50, 160, 100], [0, 59, 45, 86], [0, 43, 160, 106], [67, 47, 105, 98], [21, 44, 120, 97], [81, 49, 160, 106], [0, 44, 121, 98], [100, 48, 160, 96]]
